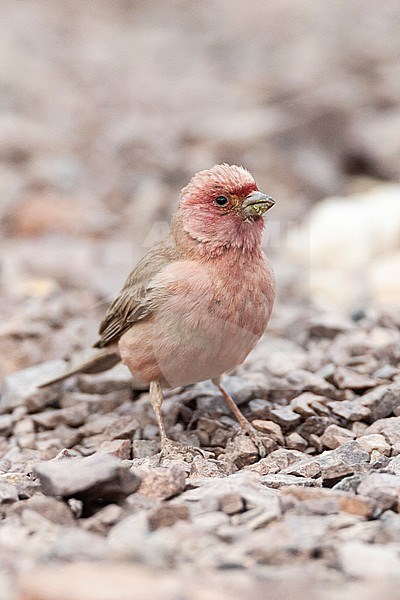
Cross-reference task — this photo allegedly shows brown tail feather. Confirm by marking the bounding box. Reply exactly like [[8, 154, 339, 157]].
[[38, 349, 121, 388]]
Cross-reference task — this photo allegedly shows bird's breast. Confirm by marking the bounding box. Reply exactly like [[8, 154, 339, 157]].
[[119, 253, 275, 388]]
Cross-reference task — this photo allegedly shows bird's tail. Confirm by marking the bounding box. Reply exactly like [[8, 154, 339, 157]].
[[38, 347, 121, 388]]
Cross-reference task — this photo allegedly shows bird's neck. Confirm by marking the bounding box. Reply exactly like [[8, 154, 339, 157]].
[[170, 211, 264, 260]]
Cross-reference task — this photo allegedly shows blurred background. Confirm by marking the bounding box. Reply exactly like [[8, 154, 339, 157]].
[[0, 0, 399, 377]]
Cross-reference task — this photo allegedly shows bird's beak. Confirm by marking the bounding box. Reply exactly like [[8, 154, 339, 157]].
[[241, 191, 275, 218]]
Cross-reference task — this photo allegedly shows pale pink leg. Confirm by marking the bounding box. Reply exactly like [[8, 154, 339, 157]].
[[149, 381, 207, 459], [212, 377, 267, 458], [149, 381, 170, 447]]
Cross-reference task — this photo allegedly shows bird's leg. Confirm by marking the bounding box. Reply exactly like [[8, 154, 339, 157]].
[[212, 377, 267, 458], [149, 381, 209, 460], [149, 381, 170, 448]]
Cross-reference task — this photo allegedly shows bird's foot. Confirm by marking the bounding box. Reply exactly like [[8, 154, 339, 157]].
[[238, 423, 269, 459], [158, 438, 212, 463]]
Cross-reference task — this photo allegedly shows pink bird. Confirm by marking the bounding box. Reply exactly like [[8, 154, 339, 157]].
[[41, 164, 275, 456]]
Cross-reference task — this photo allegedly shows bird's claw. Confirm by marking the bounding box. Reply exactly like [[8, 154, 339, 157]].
[[241, 425, 268, 459], [159, 438, 212, 463]]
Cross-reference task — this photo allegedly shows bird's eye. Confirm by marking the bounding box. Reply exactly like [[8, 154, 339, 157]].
[[214, 195, 229, 207]]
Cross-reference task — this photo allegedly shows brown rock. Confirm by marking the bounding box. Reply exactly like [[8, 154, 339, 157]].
[[219, 492, 245, 515], [308, 315, 354, 339], [99, 439, 132, 460], [81, 504, 123, 534], [103, 416, 140, 440], [134, 465, 187, 500], [147, 504, 190, 531], [285, 432, 308, 451], [252, 420, 284, 443], [280, 486, 376, 518], [224, 434, 272, 469], [297, 416, 330, 440], [132, 440, 159, 459], [13, 494, 75, 525], [321, 424, 355, 449], [357, 433, 391, 456]]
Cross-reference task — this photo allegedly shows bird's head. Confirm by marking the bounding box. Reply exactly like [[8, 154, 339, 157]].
[[177, 164, 274, 254]]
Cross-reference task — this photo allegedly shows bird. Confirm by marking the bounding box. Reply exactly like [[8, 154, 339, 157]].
[[39, 164, 276, 456]]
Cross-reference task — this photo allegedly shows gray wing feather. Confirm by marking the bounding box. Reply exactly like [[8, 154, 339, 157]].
[[94, 240, 177, 348]]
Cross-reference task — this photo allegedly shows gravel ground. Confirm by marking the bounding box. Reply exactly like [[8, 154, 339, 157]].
[[1, 302, 400, 599]]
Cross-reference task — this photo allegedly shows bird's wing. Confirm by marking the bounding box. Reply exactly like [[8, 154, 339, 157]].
[[94, 240, 178, 348]]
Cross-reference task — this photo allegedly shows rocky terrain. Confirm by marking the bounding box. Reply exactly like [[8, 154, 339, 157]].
[[1, 1, 400, 599], [1, 303, 400, 599]]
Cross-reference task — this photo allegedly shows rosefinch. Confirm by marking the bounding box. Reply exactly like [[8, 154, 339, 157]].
[[40, 164, 275, 456]]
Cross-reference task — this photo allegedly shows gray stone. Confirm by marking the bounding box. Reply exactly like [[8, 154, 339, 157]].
[[333, 366, 379, 390], [0, 481, 18, 503], [103, 416, 140, 440], [246, 448, 308, 475], [285, 370, 338, 398], [328, 400, 370, 421], [34, 453, 140, 510], [387, 455, 400, 476], [61, 391, 129, 414], [0, 414, 14, 436], [77, 363, 135, 394], [360, 381, 400, 421], [261, 474, 322, 489], [357, 473, 400, 510], [0, 472, 41, 499], [297, 416, 330, 440], [242, 514, 335, 562], [373, 365, 399, 380], [0, 360, 65, 413], [285, 441, 369, 481], [364, 416, 400, 445], [291, 393, 318, 418], [181, 471, 279, 513], [267, 406, 301, 429]]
